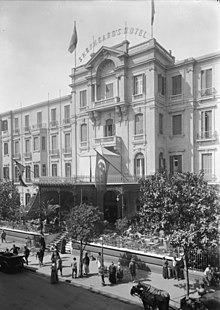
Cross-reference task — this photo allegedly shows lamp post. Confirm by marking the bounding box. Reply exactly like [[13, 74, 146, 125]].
[[116, 191, 124, 218], [100, 236, 104, 266]]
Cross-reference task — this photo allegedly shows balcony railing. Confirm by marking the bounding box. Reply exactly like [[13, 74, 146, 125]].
[[94, 96, 120, 108], [13, 128, 20, 135], [63, 147, 72, 155], [50, 120, 59, 128], [93, 135, 122, 150], [199, 87, 216, 97], [32, 123, 47, 130], [63, 118, 71, 125], [24, 152, 32, 159], [196, 131, 217, 141], [24, 126, 31, 133], [49, 149, 59, 156], [13, 153, 21, 160]]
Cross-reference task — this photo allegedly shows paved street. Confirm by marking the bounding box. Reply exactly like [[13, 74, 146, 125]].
[[0, 271, 142, 310]]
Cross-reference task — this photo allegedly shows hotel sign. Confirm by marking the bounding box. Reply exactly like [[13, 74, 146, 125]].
[[79, 26, 148, 63]]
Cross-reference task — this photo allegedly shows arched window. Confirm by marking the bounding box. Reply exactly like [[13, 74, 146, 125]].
[[81, 124, 87, 142], [134, 153, 145, 178], [135, 113, 143, 135], [105, 119, 115, 137]]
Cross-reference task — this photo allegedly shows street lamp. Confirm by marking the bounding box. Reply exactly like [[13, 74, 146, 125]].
[[116, 193, 124, 218], [100, 236, 104, 266]]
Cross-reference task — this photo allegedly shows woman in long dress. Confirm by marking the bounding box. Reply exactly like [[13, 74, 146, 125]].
[[51, 259, 58, 284]]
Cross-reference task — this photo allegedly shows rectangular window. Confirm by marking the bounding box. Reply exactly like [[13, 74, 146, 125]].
[[14, 141, 19, 155], [133, 74, 144, 95], [64, 105, 70, 123], [51, 135, 57, 150], [65, 163, 71, 177], [106, 83, 114, 99], [51, 108, 56, 121], [14, 166, 19, 182], [3, 167, 9, 179], [91, 84, 95, 101], [135, 114, 143, 134], [159, 113, 163, 134], [37, 112, 42, 127], [34, 164, 39, 178], [14, 117, 19, 129], [201, 69, 212, 96], [172, 75, 182, 95], [202, 154, 212, 180], [42, 136, 46, 151], [81, 124, 87, 142], [201, 110, 212, 139], [42, 164, 47, 176], [26, 166, 31, 182], [172, 114, 182, 135], [4, 143, 8, 155], [80, 90, 87, 107], [65, 133, 71, 149], [52, 164, 57, 177], [170, 155, 182, 174], [25, 139, 30, 153], [33, 137, 39, 151], [2, 120, 8, 131], [158, 74, 166, 95], [25, 115, 29, 130]]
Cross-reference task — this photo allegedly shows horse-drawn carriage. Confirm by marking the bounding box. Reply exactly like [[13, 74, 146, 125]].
[[130, 282, 220, 310]]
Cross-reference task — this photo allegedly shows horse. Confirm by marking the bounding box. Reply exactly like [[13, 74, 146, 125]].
[[130, 282, 170, 310]]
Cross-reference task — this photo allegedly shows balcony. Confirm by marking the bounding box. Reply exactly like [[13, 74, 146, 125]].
[[63, 147, 72, 155], [24, 126, 31, 133], [32, 123, 47, 131], [93, 135, 122, 152], [80, 141, 88, 150], [49, 149, 60, 157], [50, 120, 59, 128], [198, 87, 216, 101], [63, 118, 71, 126], [13, 128, 20, 135], [24, 152, 32, 159], [13, 153, 21, 160], [88, 96, 120, 113], [132, 133, 145, 145], [196, 131, 217, 142]]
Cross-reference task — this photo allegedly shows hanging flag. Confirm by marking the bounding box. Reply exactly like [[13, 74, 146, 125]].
[[95, 151, 109, 192], [151, 0, 155, 26], [68, 21, 78, 53], [14, 160, 27, 187]]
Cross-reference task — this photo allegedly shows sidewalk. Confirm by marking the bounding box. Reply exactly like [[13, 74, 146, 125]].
[[25, 248, 204, 309]]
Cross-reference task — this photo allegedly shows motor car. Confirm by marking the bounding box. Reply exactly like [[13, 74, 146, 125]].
[[0, 251, 24, 273]]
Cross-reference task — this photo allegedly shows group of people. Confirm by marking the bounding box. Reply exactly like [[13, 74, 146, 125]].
[[203, 264, 220, 287], [162, 256, 185, 280]]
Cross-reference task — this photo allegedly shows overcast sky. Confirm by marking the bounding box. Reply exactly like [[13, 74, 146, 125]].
[[0, 0, 219, 113]]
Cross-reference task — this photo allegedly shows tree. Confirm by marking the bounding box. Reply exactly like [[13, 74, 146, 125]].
[[0, 180, 20, 221], [137, 171, 220, 297], [66, 203, 104, 277]]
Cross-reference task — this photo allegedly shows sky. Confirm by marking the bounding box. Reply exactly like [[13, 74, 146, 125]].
[[0, 0, 219, 114]]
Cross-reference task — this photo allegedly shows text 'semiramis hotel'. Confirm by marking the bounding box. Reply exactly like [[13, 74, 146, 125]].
[[0, 5, 220, 222]]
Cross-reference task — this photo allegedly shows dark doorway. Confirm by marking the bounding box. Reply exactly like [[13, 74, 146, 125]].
[[103, 191, 118, 223]]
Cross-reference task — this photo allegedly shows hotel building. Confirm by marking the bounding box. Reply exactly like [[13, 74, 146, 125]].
[[0, 38, 220, 222]]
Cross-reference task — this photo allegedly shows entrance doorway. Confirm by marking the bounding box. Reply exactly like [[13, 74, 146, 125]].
[[103, 191, 118, 223]]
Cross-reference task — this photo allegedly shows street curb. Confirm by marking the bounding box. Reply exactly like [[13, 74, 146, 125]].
[[24, 266, 143, 308]]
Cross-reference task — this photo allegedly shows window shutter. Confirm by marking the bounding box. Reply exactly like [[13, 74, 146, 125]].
[[206, 69, 212, 94]]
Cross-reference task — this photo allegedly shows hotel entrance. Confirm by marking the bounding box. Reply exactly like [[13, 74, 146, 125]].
[[103, 191, 118, 223]]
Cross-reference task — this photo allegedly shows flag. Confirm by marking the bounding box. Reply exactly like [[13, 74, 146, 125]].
[[14, 160, 27, 187], [151, 0, 155, 26], [95, 151, 109, 192], [68, 21, 78, 53]]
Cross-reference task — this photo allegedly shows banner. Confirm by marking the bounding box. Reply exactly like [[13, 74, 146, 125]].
[[95, 151, 109, 192], [14, 160, 27, 187]]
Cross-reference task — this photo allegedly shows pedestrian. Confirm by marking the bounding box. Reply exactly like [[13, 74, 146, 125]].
[[36, 246, 44, 266], [129, 257, 136, 282], [172, 256, 178, 279], [24, 245, 30, 265], [116, 261, 123, 282], [57, 257, 63, 276], [71, 257, 78, 278], [83, 252, 90, 276], [109, 261, 117, 284], [162, 256, 169, 279], [10, 244, 20, 255], [1, 230, 6, 243], [51, 245, 60, 262], [204, 264, 212, 287], [39, 234, 46, 251], [96, 252, 102, 270], [51, 258, 58, 284], [99, 264, 106, 286]]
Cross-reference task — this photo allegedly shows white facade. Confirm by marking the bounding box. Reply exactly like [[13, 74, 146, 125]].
[[0, 38, 220, 218]]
